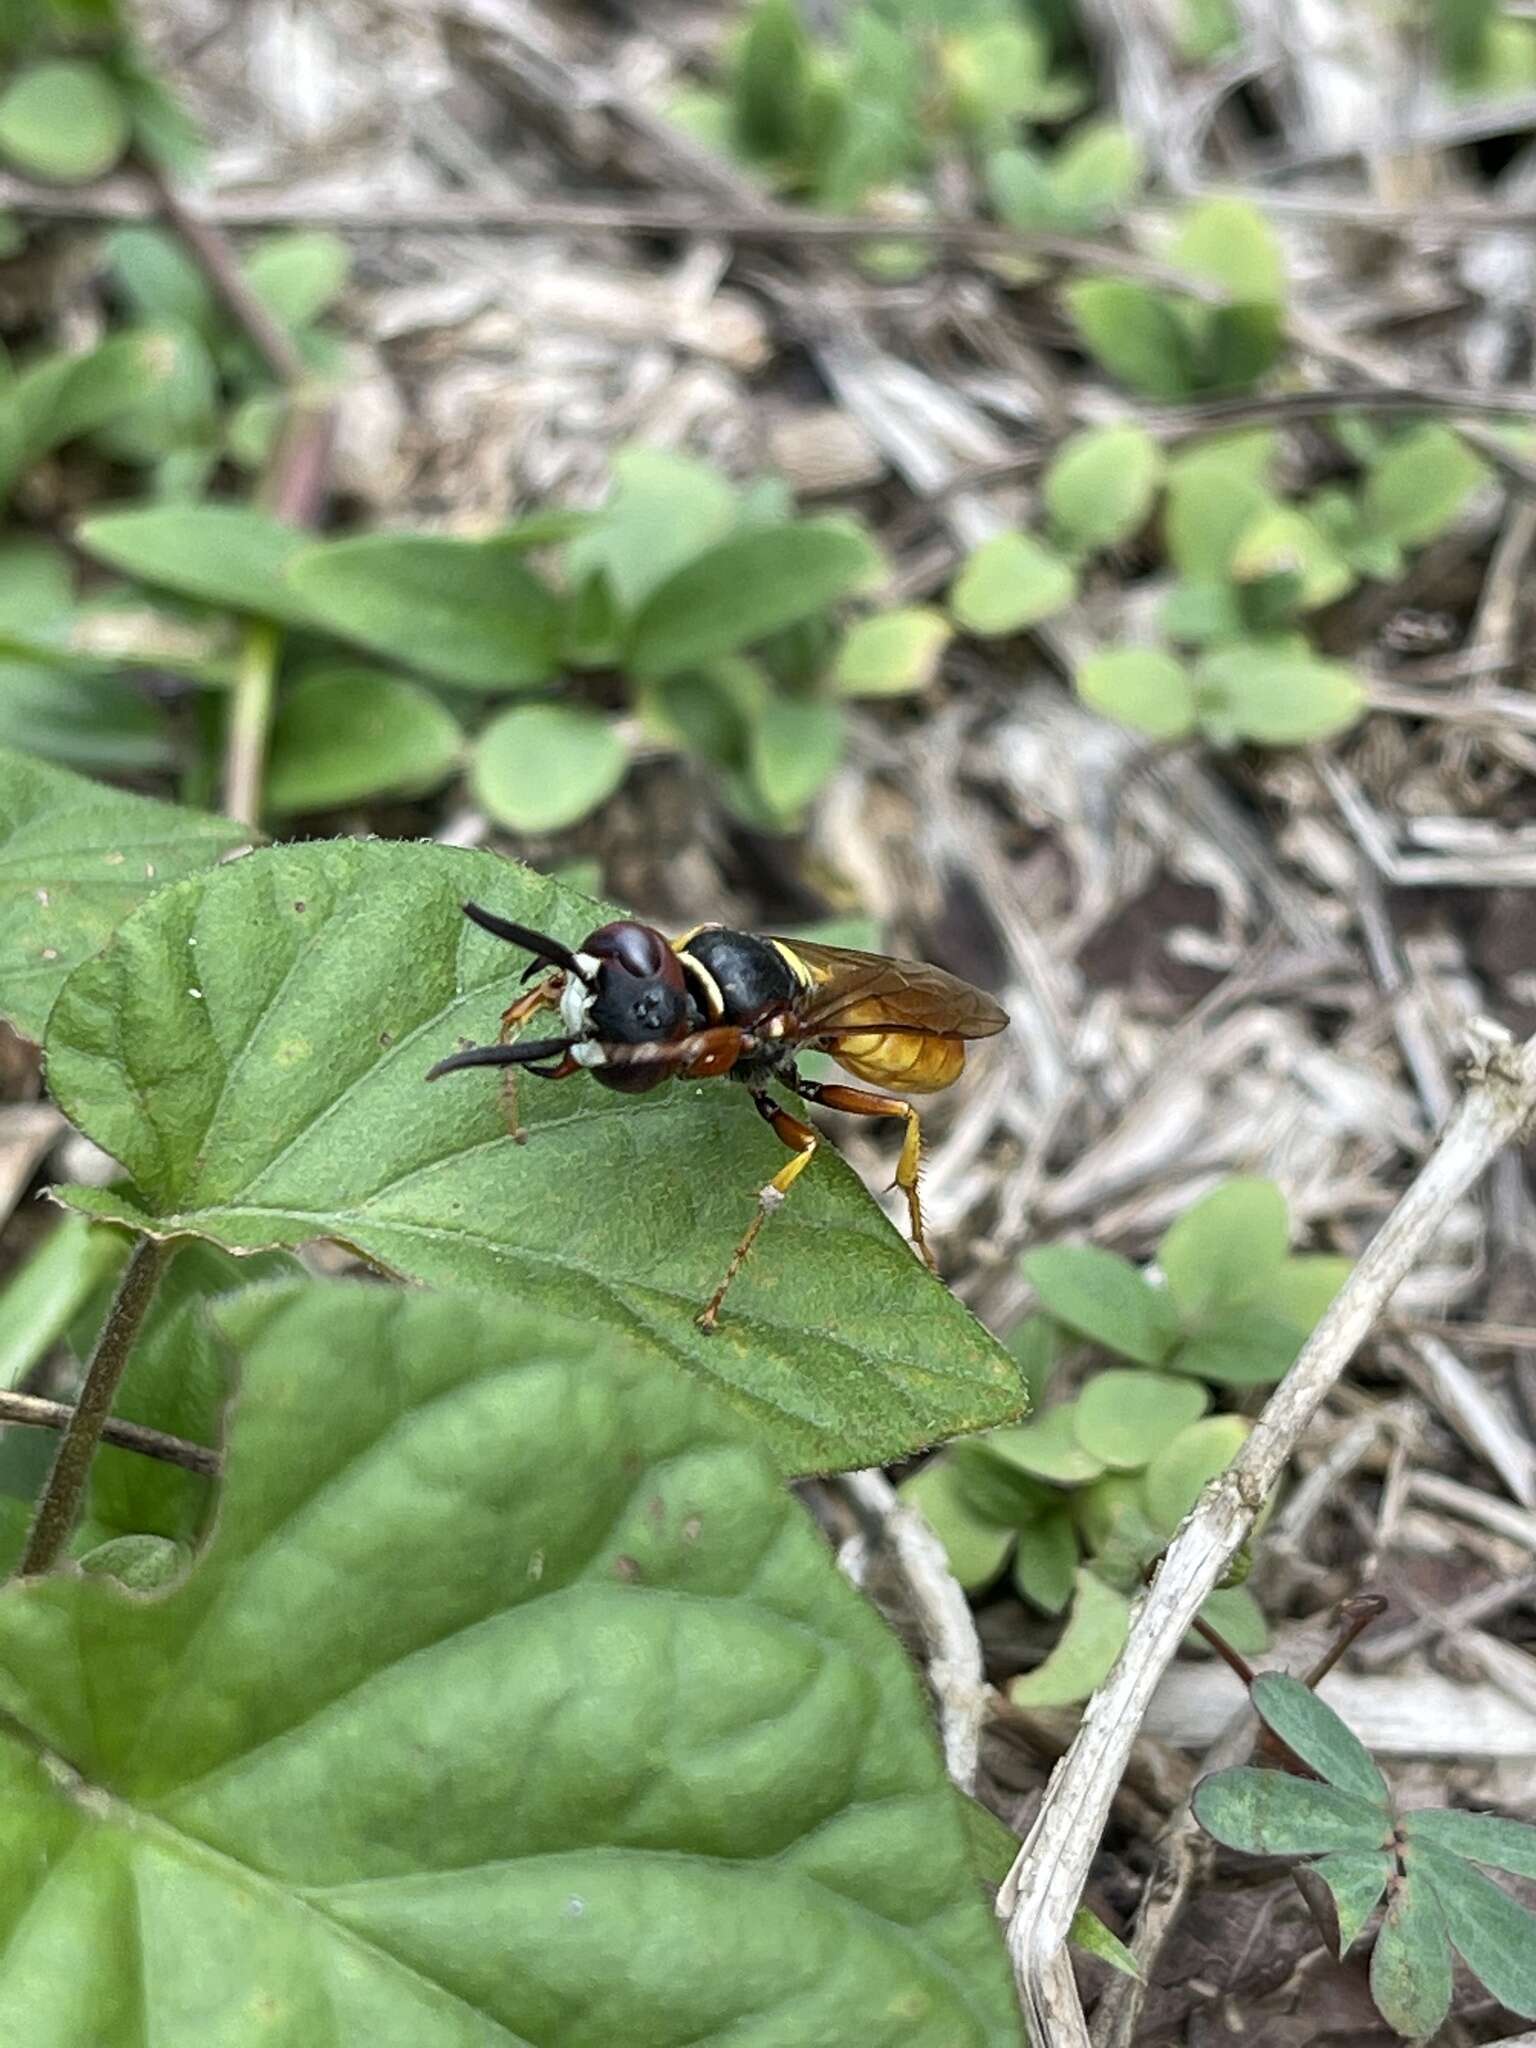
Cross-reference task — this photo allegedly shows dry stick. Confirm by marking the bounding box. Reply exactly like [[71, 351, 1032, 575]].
[[998, 1029, 1536, 2045], [0, 1390, 219, 1478], [17, 1238, 173, 1575]]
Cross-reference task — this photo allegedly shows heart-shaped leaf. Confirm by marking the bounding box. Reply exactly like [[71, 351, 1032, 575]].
[[1065, 281, 1196, 399], [0, 745, 251, 1043], [950, 533, 1076, 637], [43, 840, 1024, 1473], [1157, 1177, 1289, 1316], [470, 704, 628, 834], [287, 534, 564, 687], [78, 505, 320, 629], [564, 445, 739, 611], [1073, 1369, 1208, 1470], [1362, 426, 1490, 548], [1195, 647, 1365, 746], [629, 521, 879, 679], [834, 607, 952, 696], [1022, 1244, 1180, 1365], [1167, 1306, 1303, 1387], [1142, 1415, 1250, 1535], [266, 668, 463, 815], [1043, 426, 1163, 553], [0, 1281, 1025, 2046]]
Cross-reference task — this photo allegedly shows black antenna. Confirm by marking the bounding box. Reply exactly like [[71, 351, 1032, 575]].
[[460, 902, 594, 985], [426, 1036, 578, 1082]]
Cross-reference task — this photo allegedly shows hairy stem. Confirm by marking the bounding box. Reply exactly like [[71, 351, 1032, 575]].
[[18, 1238, 172, 1576]]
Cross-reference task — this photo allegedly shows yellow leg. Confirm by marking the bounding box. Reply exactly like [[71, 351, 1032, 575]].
[[696, 1092, 818, 1334], [794, 1080, 933, 1271], [497, 974, 561, 1142]]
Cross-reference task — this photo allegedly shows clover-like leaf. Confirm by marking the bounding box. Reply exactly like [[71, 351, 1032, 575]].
[[288, 533, 564, 687], [1195, 647, 1366, 746], [1171, 197, 1285, 303], [1362, 425, 1490, 549], [900, 1456, 1015, 1591], [0, 745, 251, 1043], [1009, 1568, 1129, 1709], [1370, 1866, 1453, 2040], [564, 445, 739, 612], [1253, 1254, 1351, 1333], [1065, 281, 1196, 399], [471, 704, 628, 834], [1023, 1244, 1180, 1365], [983, 1407, 1107, 1486], [0, 1282, 1025, 2046], [43, 840, 1024, 1473], [1075, 648, 1197, 741], [1012, 1503, 1078, 1615], [266, 668, 463, 815], [0, 60, 129, 182], [1168, 1306, 1304, 1387], [1294, 1851, 1391, 1960], [1157, 1177, 1289, 1316], [1142, 1414, 1250, 1536], [1073, 1369, 1209, 1470], [1403, 1805, 1536, 1878], [834, 607, 952, 696], [1249, 1673, 1389, 1805], [1192, 1768, 1391, 1858]]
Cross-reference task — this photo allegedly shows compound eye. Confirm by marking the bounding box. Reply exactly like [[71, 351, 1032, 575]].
[[584, 920, 683, 990]]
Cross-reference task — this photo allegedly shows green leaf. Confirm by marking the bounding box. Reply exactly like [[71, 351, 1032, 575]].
[[984, 1408, 1107, 1486], [833, 607, 952, 696], [1023, 1244, 1181, 1365], [1142, 1414, 1251, 1535], [1294, 1851, 1392, 1959], [1411, 1840, 1536, 2018], [1403, 1805, 1536, 1879], [1171, 197, 1284, 302], [1370, 1867, 1454, 2040], [1160, 578, 1246, 646], [0, 59, 129, 181], [1012, 1503, 1079, 1614], [243, 231, 350, 331], [106, 226, 217, 335], [1196, 1584, 1267, 1655], [0, 1281, 1026, 2046], [1068, 1906, 1140, 1979], [1229, 506, 1353, 612], [1046, 122, 1142, 223], [1073, 1369, 1209, 1470], [1249, 1673, 1389, 1805], [1006, 1313, 1060, 1405], [1195, 646, 1366, 745], [471, 704, 628, 834], [1362, 424, 1490, 547], [1065, 281, 1197, 399], [0, 745, 251, 1043], [10, 331, 176, 472], [0, 1215, 128, 1392], [1192, 1767, 1391, 1856], [957, 1790, 1022, 1888], [749, 693, 843, 819], [43, 841, 1025, 1474], [949, 1440, 1057, 1527], [266, 668, 463, 816], [564, 446, 739, 613], [629, 522, 879, 679], [733, 0, 814, 159], [1252, 1254, 1351, 1334], [78, 505, 318, 629], [1009, 1569, 1130, 1709], [1194, 302, 1285, 391], [1158, 1177, 1289, 1317], [1075, 648, 1197, 740], [951, 532, 1075, 637], [1043, 426, 1163, 553], [0, 660, 174, 774], [900, 1457, 1015, 1590], [288, 534, 563, 688], [1164, 457, 1273, 582], [1168, 1307, 1303, 1387]]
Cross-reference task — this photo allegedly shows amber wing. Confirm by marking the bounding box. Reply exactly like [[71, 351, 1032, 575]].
[[769, 938, 1009, 1042]]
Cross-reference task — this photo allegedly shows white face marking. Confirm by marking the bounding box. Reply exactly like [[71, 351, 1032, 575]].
[[559, 957, 599, 1039], [570, 1041, 607, 1068]]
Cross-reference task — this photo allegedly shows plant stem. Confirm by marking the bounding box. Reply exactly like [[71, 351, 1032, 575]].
[[223, 619, 280, 830], [18, 1238, 172, 1577], [0, 1389, 218, 1477]]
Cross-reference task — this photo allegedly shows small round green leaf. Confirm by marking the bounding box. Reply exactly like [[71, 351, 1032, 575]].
[[1075, 648, 1197, 740], [1142, 1414, 1250, 1535], [1170, 197, 1285, 302], [1043, 426, 1163, 552], [1252, 1254, 1351, 1334], [471, 704, 628, 834], [748, 694, 843, 819], [243, 231, 350, 331], [1009, 1569, 1130, 1709], [1370, 1868, 1453, 2040], [1195, 647, 1366, 746], [0, 61, 129, 182], [1250, 1672, 1389, 1806], [1363, 425, 1490, 548], [265, 668, 463, 815], [1022, 1244, 1181, 1365], [984, 1407, 1107, 1486], [565, 446, 738, 613], [1074, 1369, 1209, 1470], [1230, 506, 1353, 611], [1046, 122, 1142, 223], [1195, 1584, 1267, 1655], [1193, 1768, 1391, 1857], [1012, 1503, 1079, 1614], [288, 534, 563, 688], [1168, 1307, 1304, 1387], [949, 1440, 1056, 1527], [1158, 1177, 1289, 1316], [950, 532, 1076, 636], [1064, 281, 1197, 399], [899, 1457, 1015, 1591], [833, 607, 952, 696]]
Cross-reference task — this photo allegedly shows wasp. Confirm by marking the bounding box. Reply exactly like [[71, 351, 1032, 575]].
[[427, 901, 1009, 1331]]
